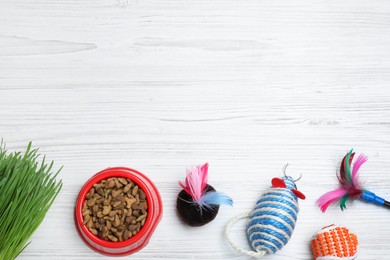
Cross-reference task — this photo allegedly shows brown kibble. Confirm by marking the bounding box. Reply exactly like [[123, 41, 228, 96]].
[[103, 199, 110, 206], [118, 178, 128, 185], [89, 228, 98, 235], [96, 187, 105, 196], [106, 220, 112, 230], [113, 215, 121, 227], [112, 201, 121, 208], [125, 196, 136, 209], [94, 222, 102, 229], [96, 198, 104, 204], [87, 198, 95, 207], [83, 214, 91, 224], [106, 179, 115, 189], [133, 210, 140, 217], [117, 233, 124, 242], [109, 210, 119, 218], [88, 188, 95, 197], [132, 185, 139, 196], [101, 226, 109, 237], [102, 205, 111, 215], [87, 219, 94, 229], [82, 200, 88, 211], [128, 224, 138, 231], [114, 178, 123, 189], [104, 215, 115, 222], [111, 189, 121, 198], [113, 204, 124, 210], [92, 205, 99, 213], [83, 177, 148, 242], [123, 230, 132, 240], [108, 235, 118, 242], [82, 209, 92, 216], [125, 216, 132, 224], [136, 215, 146, 222], [116, 194, 124, 202], [139, 190, 146, 200], [123, 184, 131, 193], [117, 225, 125, 232]]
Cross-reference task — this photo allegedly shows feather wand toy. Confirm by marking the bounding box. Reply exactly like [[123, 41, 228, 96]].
[[318, 149, 390, 212]]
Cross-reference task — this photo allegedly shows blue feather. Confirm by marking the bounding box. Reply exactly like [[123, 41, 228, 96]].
[[198, 191, 233, 207]]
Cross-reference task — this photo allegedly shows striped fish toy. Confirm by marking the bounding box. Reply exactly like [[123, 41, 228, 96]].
[[225, 175, 305, 258]]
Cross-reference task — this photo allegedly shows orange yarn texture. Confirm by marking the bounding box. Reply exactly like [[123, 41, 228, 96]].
[[311, 225, 358, 259]]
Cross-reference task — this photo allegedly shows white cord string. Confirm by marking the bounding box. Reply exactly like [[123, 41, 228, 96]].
[[224, 212, 267, 258]]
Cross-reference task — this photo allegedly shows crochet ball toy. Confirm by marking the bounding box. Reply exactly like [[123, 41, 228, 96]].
[[311, 224, 358, 260], [225, 171, 305, 258], [176, 163, 233, 227]]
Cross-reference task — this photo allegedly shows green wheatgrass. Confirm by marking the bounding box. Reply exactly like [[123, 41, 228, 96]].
[[0, 141, 62, 260]]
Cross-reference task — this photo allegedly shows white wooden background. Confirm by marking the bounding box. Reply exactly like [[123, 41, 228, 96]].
[[1, 0, 390, 259]]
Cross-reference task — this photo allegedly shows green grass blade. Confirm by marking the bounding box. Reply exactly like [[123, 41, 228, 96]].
[[0, 142, 63, 260]]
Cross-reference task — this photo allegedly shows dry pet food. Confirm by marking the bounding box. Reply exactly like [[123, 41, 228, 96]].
[[82, 177, 148, 242]]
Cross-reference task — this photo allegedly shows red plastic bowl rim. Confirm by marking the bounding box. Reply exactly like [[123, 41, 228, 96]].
[[75, 167, 159, 249]]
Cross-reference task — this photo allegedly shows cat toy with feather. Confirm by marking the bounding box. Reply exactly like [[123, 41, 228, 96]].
[[318, 149, 390, 212], [176, 163, 233, 226], [225, 165, 305, 258]]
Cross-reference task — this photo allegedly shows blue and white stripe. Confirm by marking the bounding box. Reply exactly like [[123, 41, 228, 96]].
[[246, 177, 299, 254]]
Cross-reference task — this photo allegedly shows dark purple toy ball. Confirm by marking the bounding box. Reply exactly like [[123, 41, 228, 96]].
[[176, 184, 220, 227]]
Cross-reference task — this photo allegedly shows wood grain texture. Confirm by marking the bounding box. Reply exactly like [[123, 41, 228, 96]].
[[1, 0, 390, 259]]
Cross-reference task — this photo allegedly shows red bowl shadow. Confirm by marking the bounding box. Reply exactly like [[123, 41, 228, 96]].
[[74, 167, 163, 256]]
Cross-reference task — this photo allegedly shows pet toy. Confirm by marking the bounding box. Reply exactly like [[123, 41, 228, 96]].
[[318, 149, 390, 212], [225, 165, 305, 258], [311, 224, 358, 260], [176, 163, 233, 226]]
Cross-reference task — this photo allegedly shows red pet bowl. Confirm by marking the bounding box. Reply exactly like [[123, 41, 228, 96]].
[[74, 167, 163, 256]]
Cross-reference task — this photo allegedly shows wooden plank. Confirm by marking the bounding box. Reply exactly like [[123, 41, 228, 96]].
[[0, 0, 390, 259]]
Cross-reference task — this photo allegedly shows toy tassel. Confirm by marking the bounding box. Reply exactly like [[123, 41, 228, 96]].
[[318, 149, 390, 212]]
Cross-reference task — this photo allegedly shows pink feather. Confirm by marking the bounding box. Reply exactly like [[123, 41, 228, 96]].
[[200, 163, 208, 192], [178, 163, 209, 202], [352, 154, 367, 185], [317, 188, 348, 212]]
